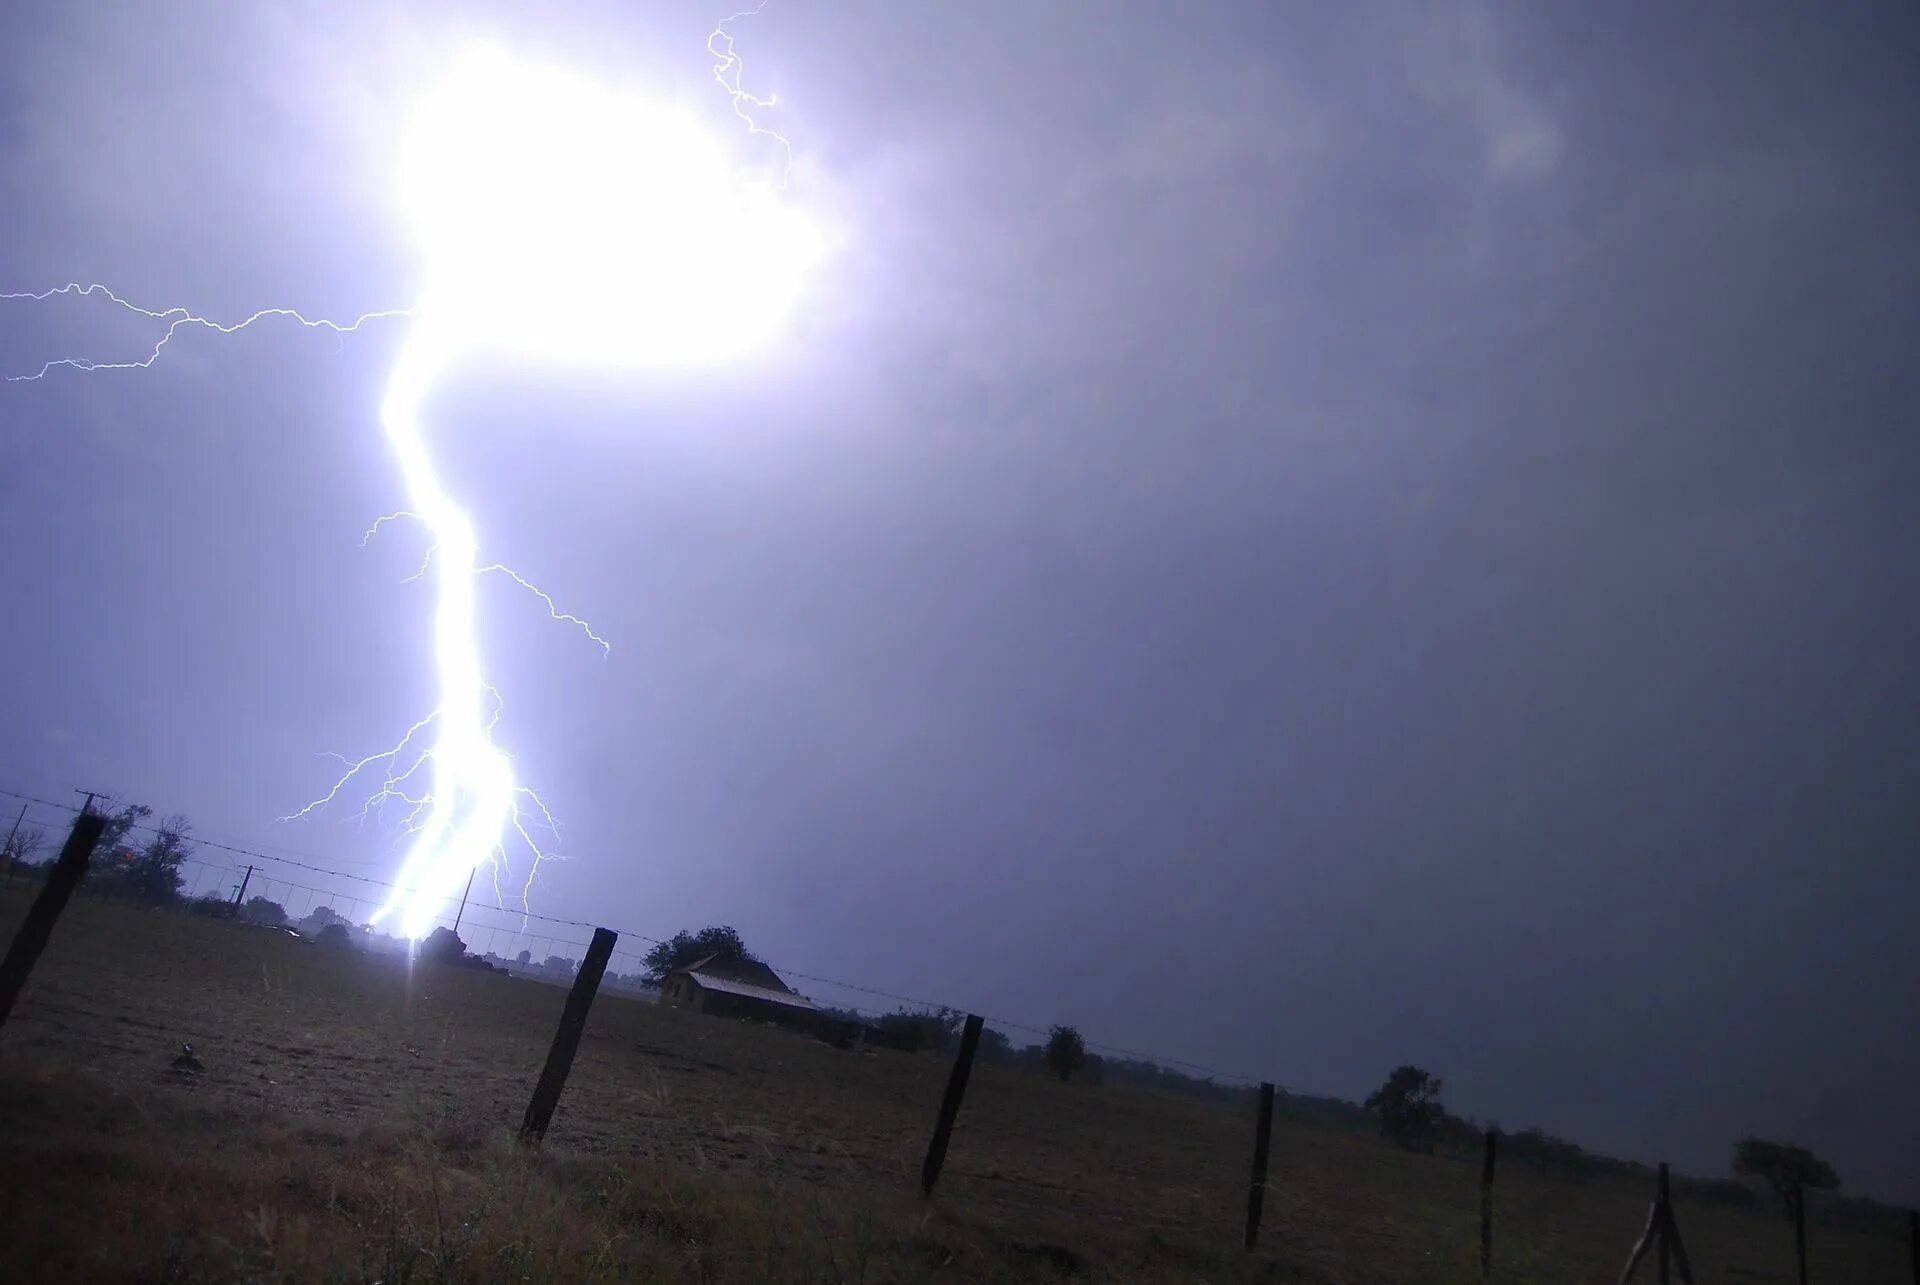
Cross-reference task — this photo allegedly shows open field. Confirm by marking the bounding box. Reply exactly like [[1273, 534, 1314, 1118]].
[[0, 891, 1907, 1282]]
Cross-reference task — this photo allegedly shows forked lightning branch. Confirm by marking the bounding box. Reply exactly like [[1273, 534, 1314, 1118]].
[[1, 10, 823, 938]]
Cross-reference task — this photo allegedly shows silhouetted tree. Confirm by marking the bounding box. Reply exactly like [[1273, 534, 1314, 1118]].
[[1046, 1025, 1087, 1082], [1733, 1138, 1840, 1219], [1366, 1065, 1445, 1152], [876, 1007, 966, 1055], [641, 925, 761, 984], [516, 949, 532, 966], [298, 905, 347, 936], [316, 923, 355, 949], [92, 803, 150, 858], [242, 896, 287, 925], [91, 811, 191, 905], [975, 1027, 1016, 1065], [419, 926, 467, 964], [2, 821, 45, 868]]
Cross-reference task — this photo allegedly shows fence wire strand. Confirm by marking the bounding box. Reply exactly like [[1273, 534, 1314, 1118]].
[[1, 783, 1298, 1092]]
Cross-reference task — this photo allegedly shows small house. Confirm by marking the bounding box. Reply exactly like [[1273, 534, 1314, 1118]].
[[661, 954, 818, 1029]]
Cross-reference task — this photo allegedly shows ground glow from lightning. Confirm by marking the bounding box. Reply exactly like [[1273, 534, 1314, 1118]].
[[4, 12, 821, 940]]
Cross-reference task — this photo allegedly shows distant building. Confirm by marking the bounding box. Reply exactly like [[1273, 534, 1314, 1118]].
[[661, 955, 923, 1053], [661, 954, 818, 1028]]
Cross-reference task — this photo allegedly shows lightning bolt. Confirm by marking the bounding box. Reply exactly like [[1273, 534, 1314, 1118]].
[[2, 286, 602, 935], [325, 327, 596, 935], [709, 2, 794, 190], [5, 6, 811, 940], [0, 283, 407, 382]]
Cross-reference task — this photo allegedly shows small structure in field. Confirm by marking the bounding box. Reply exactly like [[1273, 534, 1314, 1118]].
[[662, 955, 922, 1053], [662, 954, 818, 1027]]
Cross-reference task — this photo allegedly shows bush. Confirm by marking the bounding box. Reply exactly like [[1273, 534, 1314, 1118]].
[[419, 927, 467, 964], [874, 1008, 966, 1056], [241, 896, 287, 926], [1045, 1025, 1087, 1082], [315, 923, 355, 949]]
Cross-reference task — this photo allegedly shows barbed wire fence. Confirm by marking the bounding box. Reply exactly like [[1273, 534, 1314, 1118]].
[[5, 785, 1917, 1278], [0, 783, 1277, 1089]]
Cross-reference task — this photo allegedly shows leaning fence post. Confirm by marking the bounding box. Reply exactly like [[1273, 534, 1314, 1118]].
[[0, 812, 106, 1030], [1480, 1128, 1498, 1281], [920, 1013, 983, 1198], [518, 926, 616, 1144], [1618, 1161, 1692, 1285], [1245, 1081, 1276, 1249], [1657, 1163, 1672, 1285]]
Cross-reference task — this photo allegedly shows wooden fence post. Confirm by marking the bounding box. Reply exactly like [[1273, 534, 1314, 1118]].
[[1794, 1186, 1808, 1285], [518, 926, 616, 1144], [920, 1013, 983, 1198], [1480, 1128, 1498, 1281], [1618, 1162, 1693, 1285], [1666, 1166, 1694, 1284], [0, 812, 106, 1030], [1245, 1081, 1275, 1249], [1908, 1209, 1917, 1284]]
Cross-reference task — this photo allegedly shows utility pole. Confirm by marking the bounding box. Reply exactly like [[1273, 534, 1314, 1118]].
[[3, 803, 24, 888], [231, 865, 254, 907], [73, 789, 108, 816], [452, 867, 476, 936]]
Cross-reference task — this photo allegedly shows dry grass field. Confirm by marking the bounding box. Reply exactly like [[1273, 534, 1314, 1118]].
[[0, 890, 1907, 1282]]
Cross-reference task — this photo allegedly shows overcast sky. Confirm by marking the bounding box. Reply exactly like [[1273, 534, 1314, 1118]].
[[2, 1, 1916, 1202]]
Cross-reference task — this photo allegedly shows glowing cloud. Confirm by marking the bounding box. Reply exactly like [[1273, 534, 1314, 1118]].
[[401, 44, 823, 367], [5, 15, 822, 943], [363, 41, 821, 937]]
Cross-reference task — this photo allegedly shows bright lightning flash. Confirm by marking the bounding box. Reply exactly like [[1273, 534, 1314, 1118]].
[[5, 24, 822, 940]]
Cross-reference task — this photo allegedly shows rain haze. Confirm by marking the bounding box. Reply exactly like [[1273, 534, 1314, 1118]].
[[2, 0, 1917, 1216]]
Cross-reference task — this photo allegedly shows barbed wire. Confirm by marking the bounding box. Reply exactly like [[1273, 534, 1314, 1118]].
[[2, 783, 1309, 1093]]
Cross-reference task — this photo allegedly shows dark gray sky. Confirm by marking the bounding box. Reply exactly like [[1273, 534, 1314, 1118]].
[[3, 1, 1916, 1201]]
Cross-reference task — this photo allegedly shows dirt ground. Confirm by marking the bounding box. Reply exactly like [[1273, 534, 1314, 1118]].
[[0, 891, 1908, 1282]]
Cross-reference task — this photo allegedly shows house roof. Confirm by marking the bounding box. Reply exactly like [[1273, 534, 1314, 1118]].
[[680, 953, 794, 995], [679, 971, 817, 1010]]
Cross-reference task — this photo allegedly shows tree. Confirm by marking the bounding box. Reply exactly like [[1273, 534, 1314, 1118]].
[[315, 923, 355, 950], [419, 926, 467, 964], [641, 925, 761, 985], [976, 1027, 1016, 1065], [1366, 1065, 1445, 1152], [515, 949, 532, 966], [1733, 1138, 1840, 1220], [876, 1007, 967, 1056], [2, 821, 46, 868], [299, 905, 348, 936], [93, 803, 150, 858], [1045, 1025, 1087, 1082], [90, 811, 191, 905], [242, 896, 288, 926]]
